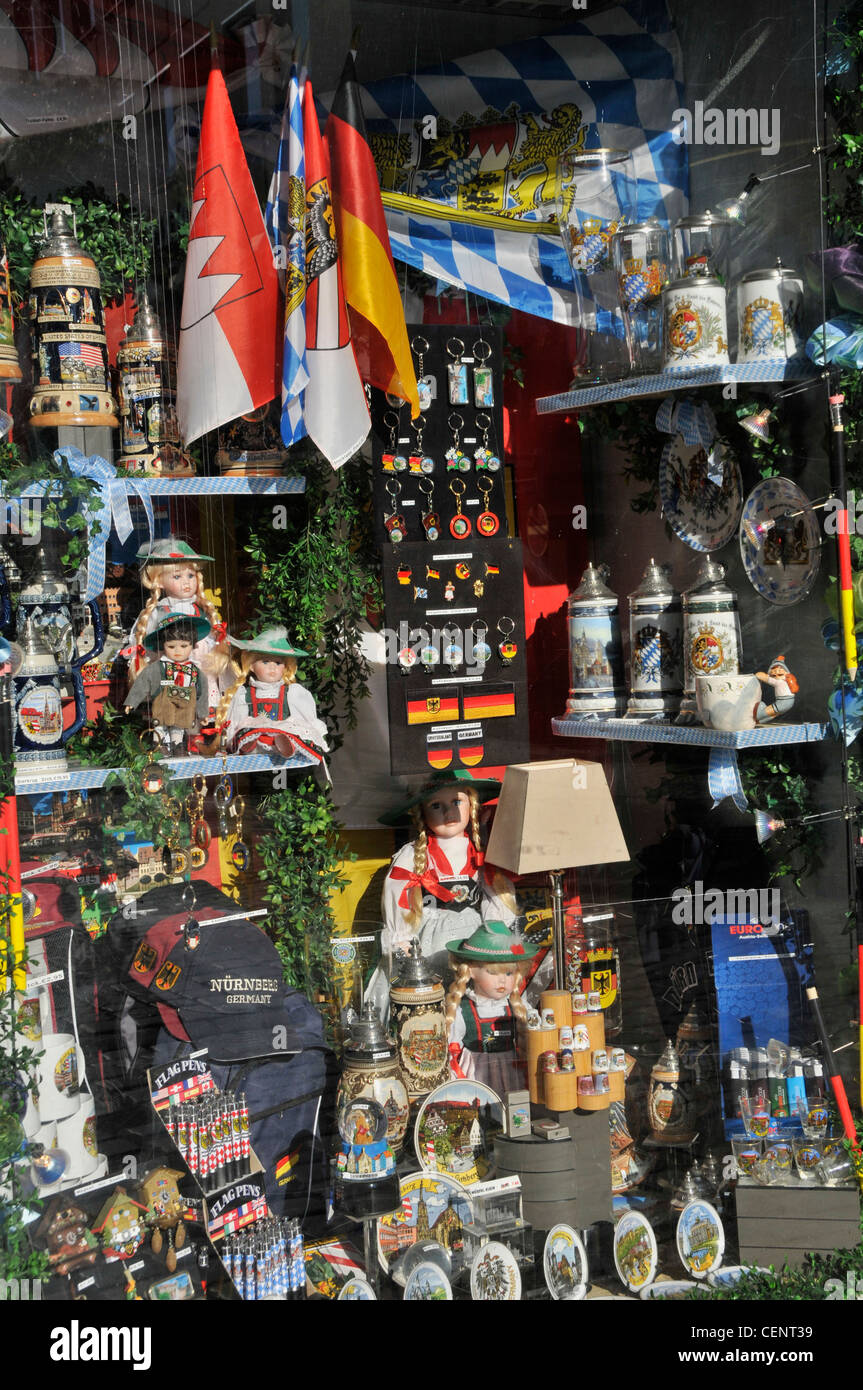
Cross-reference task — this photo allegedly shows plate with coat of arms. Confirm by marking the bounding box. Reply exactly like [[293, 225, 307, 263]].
[[469, 1240, 522, 1301], [659, 436, 742, 552], [376, 1171, 473, 1276], [414, 1079, 504, 1185]]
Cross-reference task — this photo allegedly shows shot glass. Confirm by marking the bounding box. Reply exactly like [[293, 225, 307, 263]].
[[817, 1148, 856, 1187], [740, 1094, 774, 1140], [792, 1136, 824, 1183], [795, 1097, 830, 1140], [731, 1136, 762, 1178]]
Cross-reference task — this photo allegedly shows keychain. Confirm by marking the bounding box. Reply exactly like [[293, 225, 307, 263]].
[[384, 477, 407, 543], [445, 413, 471, 473], [474, 412, 501, 472], [497, 616, 518, 665], [186, 774, 210, 869], [139, 730, 165, 794], [442, 626, 463, 671], [381, 410, 407, 472], [469, 621, 492, 668], [449, 478, 472, 539], [446, 336, 469, 405], [420, 640, 440, 673], [419, 478, 441, 541], [409, 415, 435, 475], [411, 335, 434, 411], [230, 796, 250, 871], [161, 795, 188, 878], [476, 476, 501, 537], [398, 642, 419, 674], [473, 337, 494, 407], [215, 763, 234, 842]]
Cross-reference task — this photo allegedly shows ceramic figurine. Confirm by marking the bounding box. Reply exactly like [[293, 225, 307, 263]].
[[444, 920, 536, 1096], [366, 769, 517, 1016], [124, 613, 210, 752], [127, 537, 227, 692], [214, 625, 329, 760], [755, 655, 798, 724]]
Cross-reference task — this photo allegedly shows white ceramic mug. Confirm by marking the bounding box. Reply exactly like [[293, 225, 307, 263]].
[[56, 1096, 99, 1179], [36, 1033, 82, 1121], [696, 673, 761, 732]]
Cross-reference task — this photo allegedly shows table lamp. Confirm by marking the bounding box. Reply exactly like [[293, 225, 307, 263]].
[[486, 759, 629, 990]]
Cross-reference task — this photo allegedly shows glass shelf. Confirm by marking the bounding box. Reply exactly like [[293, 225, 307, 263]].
[[120, 476, 306, 495], [14, 748, 321, 795], [536, 363, 817, 414], [551, 716, 830, 748]]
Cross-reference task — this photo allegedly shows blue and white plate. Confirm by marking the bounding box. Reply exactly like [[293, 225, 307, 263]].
[[659, 436, 742, 551], [739, 477, 820, 605]]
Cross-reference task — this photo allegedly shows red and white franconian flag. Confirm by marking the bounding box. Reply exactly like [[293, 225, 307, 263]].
[[301, 78, 369, 467], [177, 67, 281, 446]]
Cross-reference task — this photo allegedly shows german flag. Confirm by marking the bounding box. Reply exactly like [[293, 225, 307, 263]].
[[275, 1148, 300, 1185], [426, 733, 453, 769], [407, 692, 460, 725], [458, 731, 484, 766], [462, 688, 516, 721], [326, 54, 420, 416]]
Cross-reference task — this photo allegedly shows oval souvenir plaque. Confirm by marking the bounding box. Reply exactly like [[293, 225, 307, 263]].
[[469, 1240, 521, 1301], [613, 1211, 658, 1293], [676, 1199, 725, 1280], [543, 1223, 588, 1300]]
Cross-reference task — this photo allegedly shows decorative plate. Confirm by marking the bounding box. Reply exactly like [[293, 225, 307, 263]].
[[739, 477, 820, 605], [613, 1211, 658, 1293], [469, 1240, 522, 1301], [337, 1276, 377, 1301], [414, 1079, 504, 1185], [543, 1223, 589, 1300], [376, 1171, 473, 1276], [707, 1264, 771, 1290], [659, 435, 742, 552], [640, 1279, 698, 1300], [676, 1199, 725, 1280], [404, 1262, 453, 1301]]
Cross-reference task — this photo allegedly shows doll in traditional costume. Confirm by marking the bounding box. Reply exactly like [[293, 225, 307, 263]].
[[444, 920, 536, 1095], [214, 625, 329, 760], [124, 613, 210, 752], [366, 770, 517, 1017], [127, 539, 228, 712]]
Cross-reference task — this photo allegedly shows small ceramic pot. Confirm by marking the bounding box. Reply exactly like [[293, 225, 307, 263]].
[[696, 673, 761, 732]]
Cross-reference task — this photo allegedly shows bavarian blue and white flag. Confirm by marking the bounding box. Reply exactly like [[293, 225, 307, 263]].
[[265, 64, 309, 446], [357, 0, 687, 326]]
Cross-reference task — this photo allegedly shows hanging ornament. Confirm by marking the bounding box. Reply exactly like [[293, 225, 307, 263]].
[[28, 206, 118, 428]]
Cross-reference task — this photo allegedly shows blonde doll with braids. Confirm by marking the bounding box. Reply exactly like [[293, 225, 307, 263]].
[[214, 625, 328, 759], [444, 920, 537, 1094], [365, 771, 517, 1020], [127, 539, 228, 715]]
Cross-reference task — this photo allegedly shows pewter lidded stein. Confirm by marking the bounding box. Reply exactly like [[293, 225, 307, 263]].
[[626, 557, 683, 718], [28, 207, 118, 429], [677, 557, 742, 723], [566, 563, 624, 717], [337, 1003, 411, 1154], [389, 939, 449, 1102], [116, 294, 192, 477], [648, 1039, 696, 1143]]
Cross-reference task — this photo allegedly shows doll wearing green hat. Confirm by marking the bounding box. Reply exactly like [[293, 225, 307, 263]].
[[213, 625, 329, 760], [124, 613, 211, 752], [444, 920, 537, 1095]]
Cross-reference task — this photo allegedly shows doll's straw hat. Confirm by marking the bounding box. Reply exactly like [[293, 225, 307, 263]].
[[135, 537, 214, 564], [225, 625, 309, 658], [143, 611, 212, 651], [446, 919, 538, 961], [378, 767, 501, 827]]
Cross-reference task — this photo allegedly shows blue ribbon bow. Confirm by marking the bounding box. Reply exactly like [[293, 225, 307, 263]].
[[707, 748, 748, 811]]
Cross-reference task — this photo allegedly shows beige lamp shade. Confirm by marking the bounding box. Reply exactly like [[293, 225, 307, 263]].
[[486, 759, 629, 875]]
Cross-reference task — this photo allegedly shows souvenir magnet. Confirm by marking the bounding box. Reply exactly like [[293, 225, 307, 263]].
[[446, 337, 469, 405], [473, 337, 494, 407]]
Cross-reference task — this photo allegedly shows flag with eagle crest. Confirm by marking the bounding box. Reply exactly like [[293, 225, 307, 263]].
[[265, 63, 309, 447]]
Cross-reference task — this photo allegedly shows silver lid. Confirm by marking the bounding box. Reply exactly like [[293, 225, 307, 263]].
[[124, 292, 163, 344], [674, 211, 731, 231], [38, 208, 89, 262], [664, 274, 725, 293], [344, 1003, 397, 1061], [610, 218, 666, 239], [683, 556, 731, 600], [740, 259, 801, 283], [569, 562, 617, 603], [655, 1038, 680, 1071], [391, 938, 441, 991], [630, 557, 676, 602]]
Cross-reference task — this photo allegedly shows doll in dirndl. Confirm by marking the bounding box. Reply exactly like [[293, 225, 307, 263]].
[[214, 625, 329, 761], [444, 920, 536, 1096], [366, 770, 517, 1019]]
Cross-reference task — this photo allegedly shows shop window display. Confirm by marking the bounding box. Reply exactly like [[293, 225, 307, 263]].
[[0, 0, 861, 1324]]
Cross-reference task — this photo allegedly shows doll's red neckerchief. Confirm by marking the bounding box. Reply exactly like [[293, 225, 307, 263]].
[[389, 835, 485, 910]]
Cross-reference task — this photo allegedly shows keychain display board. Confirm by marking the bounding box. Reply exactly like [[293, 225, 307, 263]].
[[370, 325, 507, 549], [382, 536, 529, 775]]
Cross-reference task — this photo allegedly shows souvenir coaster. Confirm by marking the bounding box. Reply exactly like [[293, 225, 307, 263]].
[[739, 476, 821, 606], [676, 1199, 725, 1279], [337, 1276, 377, 1301], [658, 435, 742, 552], [414, 1079, 504, 1185], [403, 1262, 453, 1301], [543, 1223, 588, 1300], [612, 1211, 658, 1293], [470, 1240, 521, 1301], [376, 1172, 473, 1276]]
